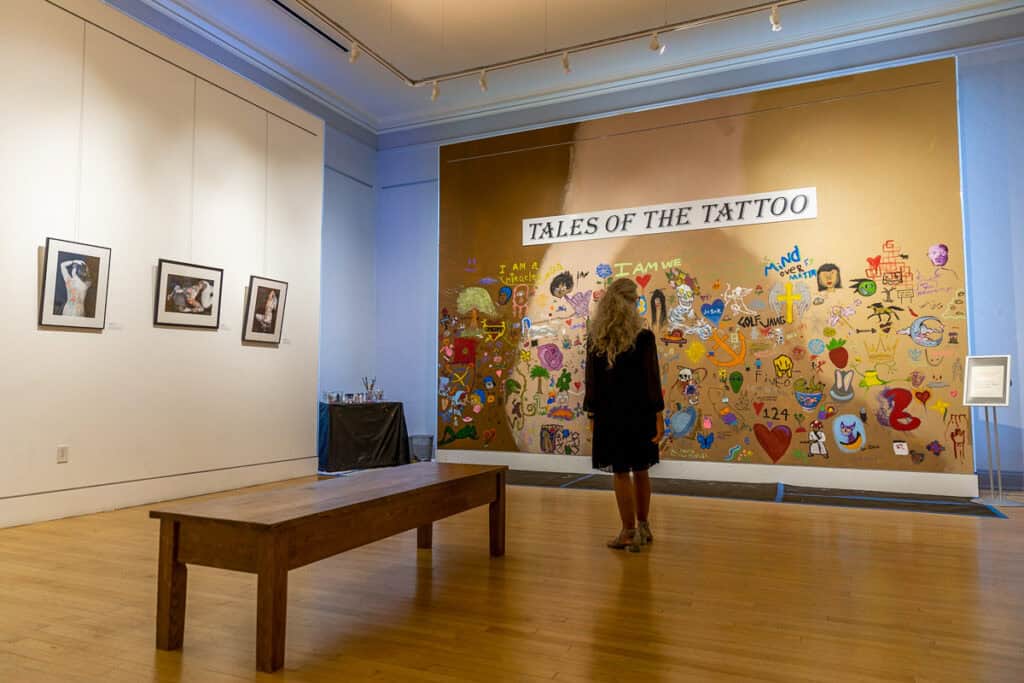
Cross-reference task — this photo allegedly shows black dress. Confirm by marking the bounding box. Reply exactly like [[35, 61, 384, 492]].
[[583, 329, 665, 473]]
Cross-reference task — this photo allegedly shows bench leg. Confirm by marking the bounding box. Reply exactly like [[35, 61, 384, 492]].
[[417, 523, 433, 549], [156, 519, 187, 650], [256, 534, 288, 673], [489, 470, 506, 557]]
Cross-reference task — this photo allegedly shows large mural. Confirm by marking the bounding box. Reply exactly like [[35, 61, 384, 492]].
[[437, 59, 973, 474]]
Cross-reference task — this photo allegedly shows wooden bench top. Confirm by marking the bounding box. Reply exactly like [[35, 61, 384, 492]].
[[149, 462, 506, 530]]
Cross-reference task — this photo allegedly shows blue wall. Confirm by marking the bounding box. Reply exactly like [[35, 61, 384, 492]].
[[959, 42, 1024, 472], [319, 126, 378, 397], [373, 145, 440, 436]]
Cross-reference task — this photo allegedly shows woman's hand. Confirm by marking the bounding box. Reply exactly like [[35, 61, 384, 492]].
[[652, 411, 665, 443]]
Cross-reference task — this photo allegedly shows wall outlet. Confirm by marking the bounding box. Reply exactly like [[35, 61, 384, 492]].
[[56, 445, 69, 464]]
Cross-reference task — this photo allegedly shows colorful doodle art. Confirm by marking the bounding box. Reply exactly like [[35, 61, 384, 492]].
[[437, 60, 972, 474]]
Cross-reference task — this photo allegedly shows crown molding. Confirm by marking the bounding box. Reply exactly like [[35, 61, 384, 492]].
[[103, 0, 379, 147]]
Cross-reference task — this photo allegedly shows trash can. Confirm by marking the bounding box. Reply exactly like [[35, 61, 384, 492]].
[[409, 435, 434, 463]]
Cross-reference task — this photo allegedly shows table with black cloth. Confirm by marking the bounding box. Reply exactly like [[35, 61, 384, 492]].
[[317, 401, 411, 472]]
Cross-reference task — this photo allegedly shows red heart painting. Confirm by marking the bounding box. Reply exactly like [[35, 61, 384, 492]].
[[636, 274, 652, 290], [915, 390, 931, 407], [574, 381, 582, 390], [754, 424, 792, 463], [867, 255, 882, 271], [753, 402, 765, 416]]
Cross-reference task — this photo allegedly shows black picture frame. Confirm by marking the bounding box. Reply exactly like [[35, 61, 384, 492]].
[[153, 258, 225, 329], [242, 275, 289, 344], [39, 237, 112, 330]]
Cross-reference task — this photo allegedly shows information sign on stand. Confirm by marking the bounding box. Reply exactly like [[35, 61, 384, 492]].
[[963, 356, 1018, 506]]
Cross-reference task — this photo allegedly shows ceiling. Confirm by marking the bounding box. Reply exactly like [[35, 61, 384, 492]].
[[292, 0, 759, 81], [121, 0, 1024, 138]]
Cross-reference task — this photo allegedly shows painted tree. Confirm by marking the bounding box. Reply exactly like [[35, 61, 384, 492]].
[[530, 365, 550, 393], [456, 286, 498, 333], [555, 369, 572, 393]]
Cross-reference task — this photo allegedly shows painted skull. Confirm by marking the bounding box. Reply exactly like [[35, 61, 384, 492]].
[[676, 284, 694, 305]]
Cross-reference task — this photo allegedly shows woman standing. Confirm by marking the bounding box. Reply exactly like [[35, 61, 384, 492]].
[[584, 278, 665, 552]]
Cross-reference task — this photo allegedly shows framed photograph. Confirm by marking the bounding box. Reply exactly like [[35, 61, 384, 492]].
[[154, 259, 224, 329], [963, 355, 1012, 407], [39, 237, 112, 330], [243, 275, 288, 344]]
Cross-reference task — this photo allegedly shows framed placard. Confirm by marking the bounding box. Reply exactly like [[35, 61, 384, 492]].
[[962, 355, 1012, 407]]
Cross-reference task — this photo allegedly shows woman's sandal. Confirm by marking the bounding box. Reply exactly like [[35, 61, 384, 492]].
[[637, 521, 653, 546], [607, 528, 642, 553]]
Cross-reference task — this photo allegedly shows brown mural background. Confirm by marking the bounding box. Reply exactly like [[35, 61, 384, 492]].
[[438, 59, 973, 474]]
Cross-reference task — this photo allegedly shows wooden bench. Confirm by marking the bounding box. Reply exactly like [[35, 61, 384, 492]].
[[149, 462, 507, 672]]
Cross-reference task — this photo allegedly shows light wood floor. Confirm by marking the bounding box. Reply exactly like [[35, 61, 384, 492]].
[[1, 479, 1022, 682]]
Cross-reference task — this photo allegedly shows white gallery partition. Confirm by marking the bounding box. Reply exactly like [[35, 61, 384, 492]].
[[0, 0, 324, 527]]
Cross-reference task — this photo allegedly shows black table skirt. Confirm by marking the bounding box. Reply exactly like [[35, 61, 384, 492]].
[[317, 402, 411, 472]]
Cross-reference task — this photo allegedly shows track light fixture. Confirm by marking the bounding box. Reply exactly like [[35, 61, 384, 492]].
[[287, 0, 809, 93], [649, 32, 665, 55]]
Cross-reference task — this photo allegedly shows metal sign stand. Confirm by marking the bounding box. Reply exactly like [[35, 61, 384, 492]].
[[964, 355, 1020, 508], [981, 404, 1023, 507]]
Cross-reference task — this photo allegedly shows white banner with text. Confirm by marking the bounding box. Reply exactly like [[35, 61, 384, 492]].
[[522, 187, 817, 246]]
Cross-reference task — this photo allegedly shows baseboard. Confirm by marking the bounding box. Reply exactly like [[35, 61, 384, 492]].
[[977, 470, 1024, 491], [0, 457, 317, 529], [438, 450, 979, 498]]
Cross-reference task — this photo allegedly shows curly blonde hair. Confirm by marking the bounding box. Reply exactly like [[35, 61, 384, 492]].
[[588, 278, 643, 367]]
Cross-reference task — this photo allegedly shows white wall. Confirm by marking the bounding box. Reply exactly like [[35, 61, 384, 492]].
[[319, 125, 378, 395], [0, 0, 324, 527]]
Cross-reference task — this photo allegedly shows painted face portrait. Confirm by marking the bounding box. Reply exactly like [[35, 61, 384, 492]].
[[816, 263, 841, 291], [928, 243, 949, 267], [549, 271, 574, 298]]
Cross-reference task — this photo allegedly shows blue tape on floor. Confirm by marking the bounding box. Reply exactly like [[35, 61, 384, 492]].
[[561, 473, 595, 488], [981, 503, 1009, 519], [774, 482, 785, 502]]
